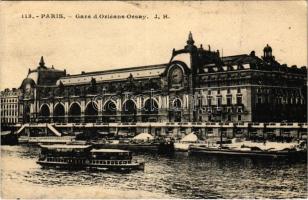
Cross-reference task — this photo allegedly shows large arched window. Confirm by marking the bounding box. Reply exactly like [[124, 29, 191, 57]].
[[39, 104, 50, 122], [68, 103, 81, 123], [122, 100, 137, 122], [169, 98, 182, 122], [142, 98, 159, 122], [85, 102, 98, 123], [53, 103, 65, 123], [174, 99, 182, 110], [24, 105, 31, 123], [102, 100, 117, 123]]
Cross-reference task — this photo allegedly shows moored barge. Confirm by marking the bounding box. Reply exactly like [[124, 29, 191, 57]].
[[188, 143, 307, 159], [37, 144, 144, 171]]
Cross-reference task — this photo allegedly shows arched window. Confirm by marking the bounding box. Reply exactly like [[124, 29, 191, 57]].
[[169, 98, 182, 122], [24, 105, 30, 123], [68, 103, 81, 123], [39, 104, 50, 122], [122, 100, 137, 122], [142, 99, 159, 122], [173, 99, 182, 110], [102, 100, 117, 123], [85, 102, 98, 123], [53, 104, 65, 123]]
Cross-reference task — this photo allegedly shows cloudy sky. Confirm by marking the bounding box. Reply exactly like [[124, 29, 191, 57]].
[[0, 1, 307, 90]]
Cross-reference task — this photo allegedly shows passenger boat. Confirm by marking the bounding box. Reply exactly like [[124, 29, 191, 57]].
[[36, 144, 145, 171]]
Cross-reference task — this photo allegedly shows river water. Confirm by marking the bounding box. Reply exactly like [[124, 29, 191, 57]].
[[1, 145, 307, 199]]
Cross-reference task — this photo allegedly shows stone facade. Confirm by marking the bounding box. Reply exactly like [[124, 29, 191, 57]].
[[1, 88, 22, 129], [17, 33, 307, 125]]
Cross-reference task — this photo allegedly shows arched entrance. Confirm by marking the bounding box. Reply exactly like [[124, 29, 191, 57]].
[[142, 98, 159, 122], [102, 100, 117, 123], [24, 105, 31, 123], [68, 103, 81, 123], [53, 103, 65, 123], [169, 99, 182, 122], [39, 104, 50, 122], [122, 100, 137, 122], [85, 102, 98, 123]]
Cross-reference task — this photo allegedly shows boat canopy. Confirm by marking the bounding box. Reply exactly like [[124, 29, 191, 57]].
[[181, 132, 198, 142], [132, 133, 154, 141], [39, 144, 92, 152], [40, 144, 92, 149]]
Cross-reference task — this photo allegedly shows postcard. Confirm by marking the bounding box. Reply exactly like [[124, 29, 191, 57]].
[[1, 1, 307, 199]]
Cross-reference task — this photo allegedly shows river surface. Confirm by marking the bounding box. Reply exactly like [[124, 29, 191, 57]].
[[1, 145, 307, 199]]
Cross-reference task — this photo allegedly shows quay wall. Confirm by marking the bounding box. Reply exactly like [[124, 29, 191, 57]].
[[11, 122, 308, 140]]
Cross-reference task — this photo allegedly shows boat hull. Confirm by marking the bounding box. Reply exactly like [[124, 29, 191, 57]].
[[189, 146, 307, 159], [1, 134, 18, 145], [92, 143, 157, 151], [92, 142, 174, 153], [36, 160, 144, 171]]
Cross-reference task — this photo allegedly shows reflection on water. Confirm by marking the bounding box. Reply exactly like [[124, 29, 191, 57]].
[[1, 145, 307, 199]]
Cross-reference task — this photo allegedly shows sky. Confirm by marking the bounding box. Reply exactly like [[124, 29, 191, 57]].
[[0, 1, 307, 90]]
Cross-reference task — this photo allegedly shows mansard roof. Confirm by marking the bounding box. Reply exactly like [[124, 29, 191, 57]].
[[221, 54, 262, 65], [25, 66, 66, 87], [58, 63, 167, 86], [20, 57, 66, 88], [200, 53, 307, 75]]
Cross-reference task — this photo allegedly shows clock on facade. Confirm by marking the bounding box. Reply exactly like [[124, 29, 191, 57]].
[[170, 66, 183, 85]]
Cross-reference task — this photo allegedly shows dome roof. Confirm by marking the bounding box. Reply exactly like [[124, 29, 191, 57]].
[[20, 77, 36, 89], [27, 71, 39, 84]]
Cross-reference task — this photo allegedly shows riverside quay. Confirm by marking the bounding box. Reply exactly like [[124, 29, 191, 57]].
[[3, 33, 307, 138]]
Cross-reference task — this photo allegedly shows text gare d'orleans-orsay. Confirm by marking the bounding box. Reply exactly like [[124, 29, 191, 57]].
[[21, 13, 170, 20]]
